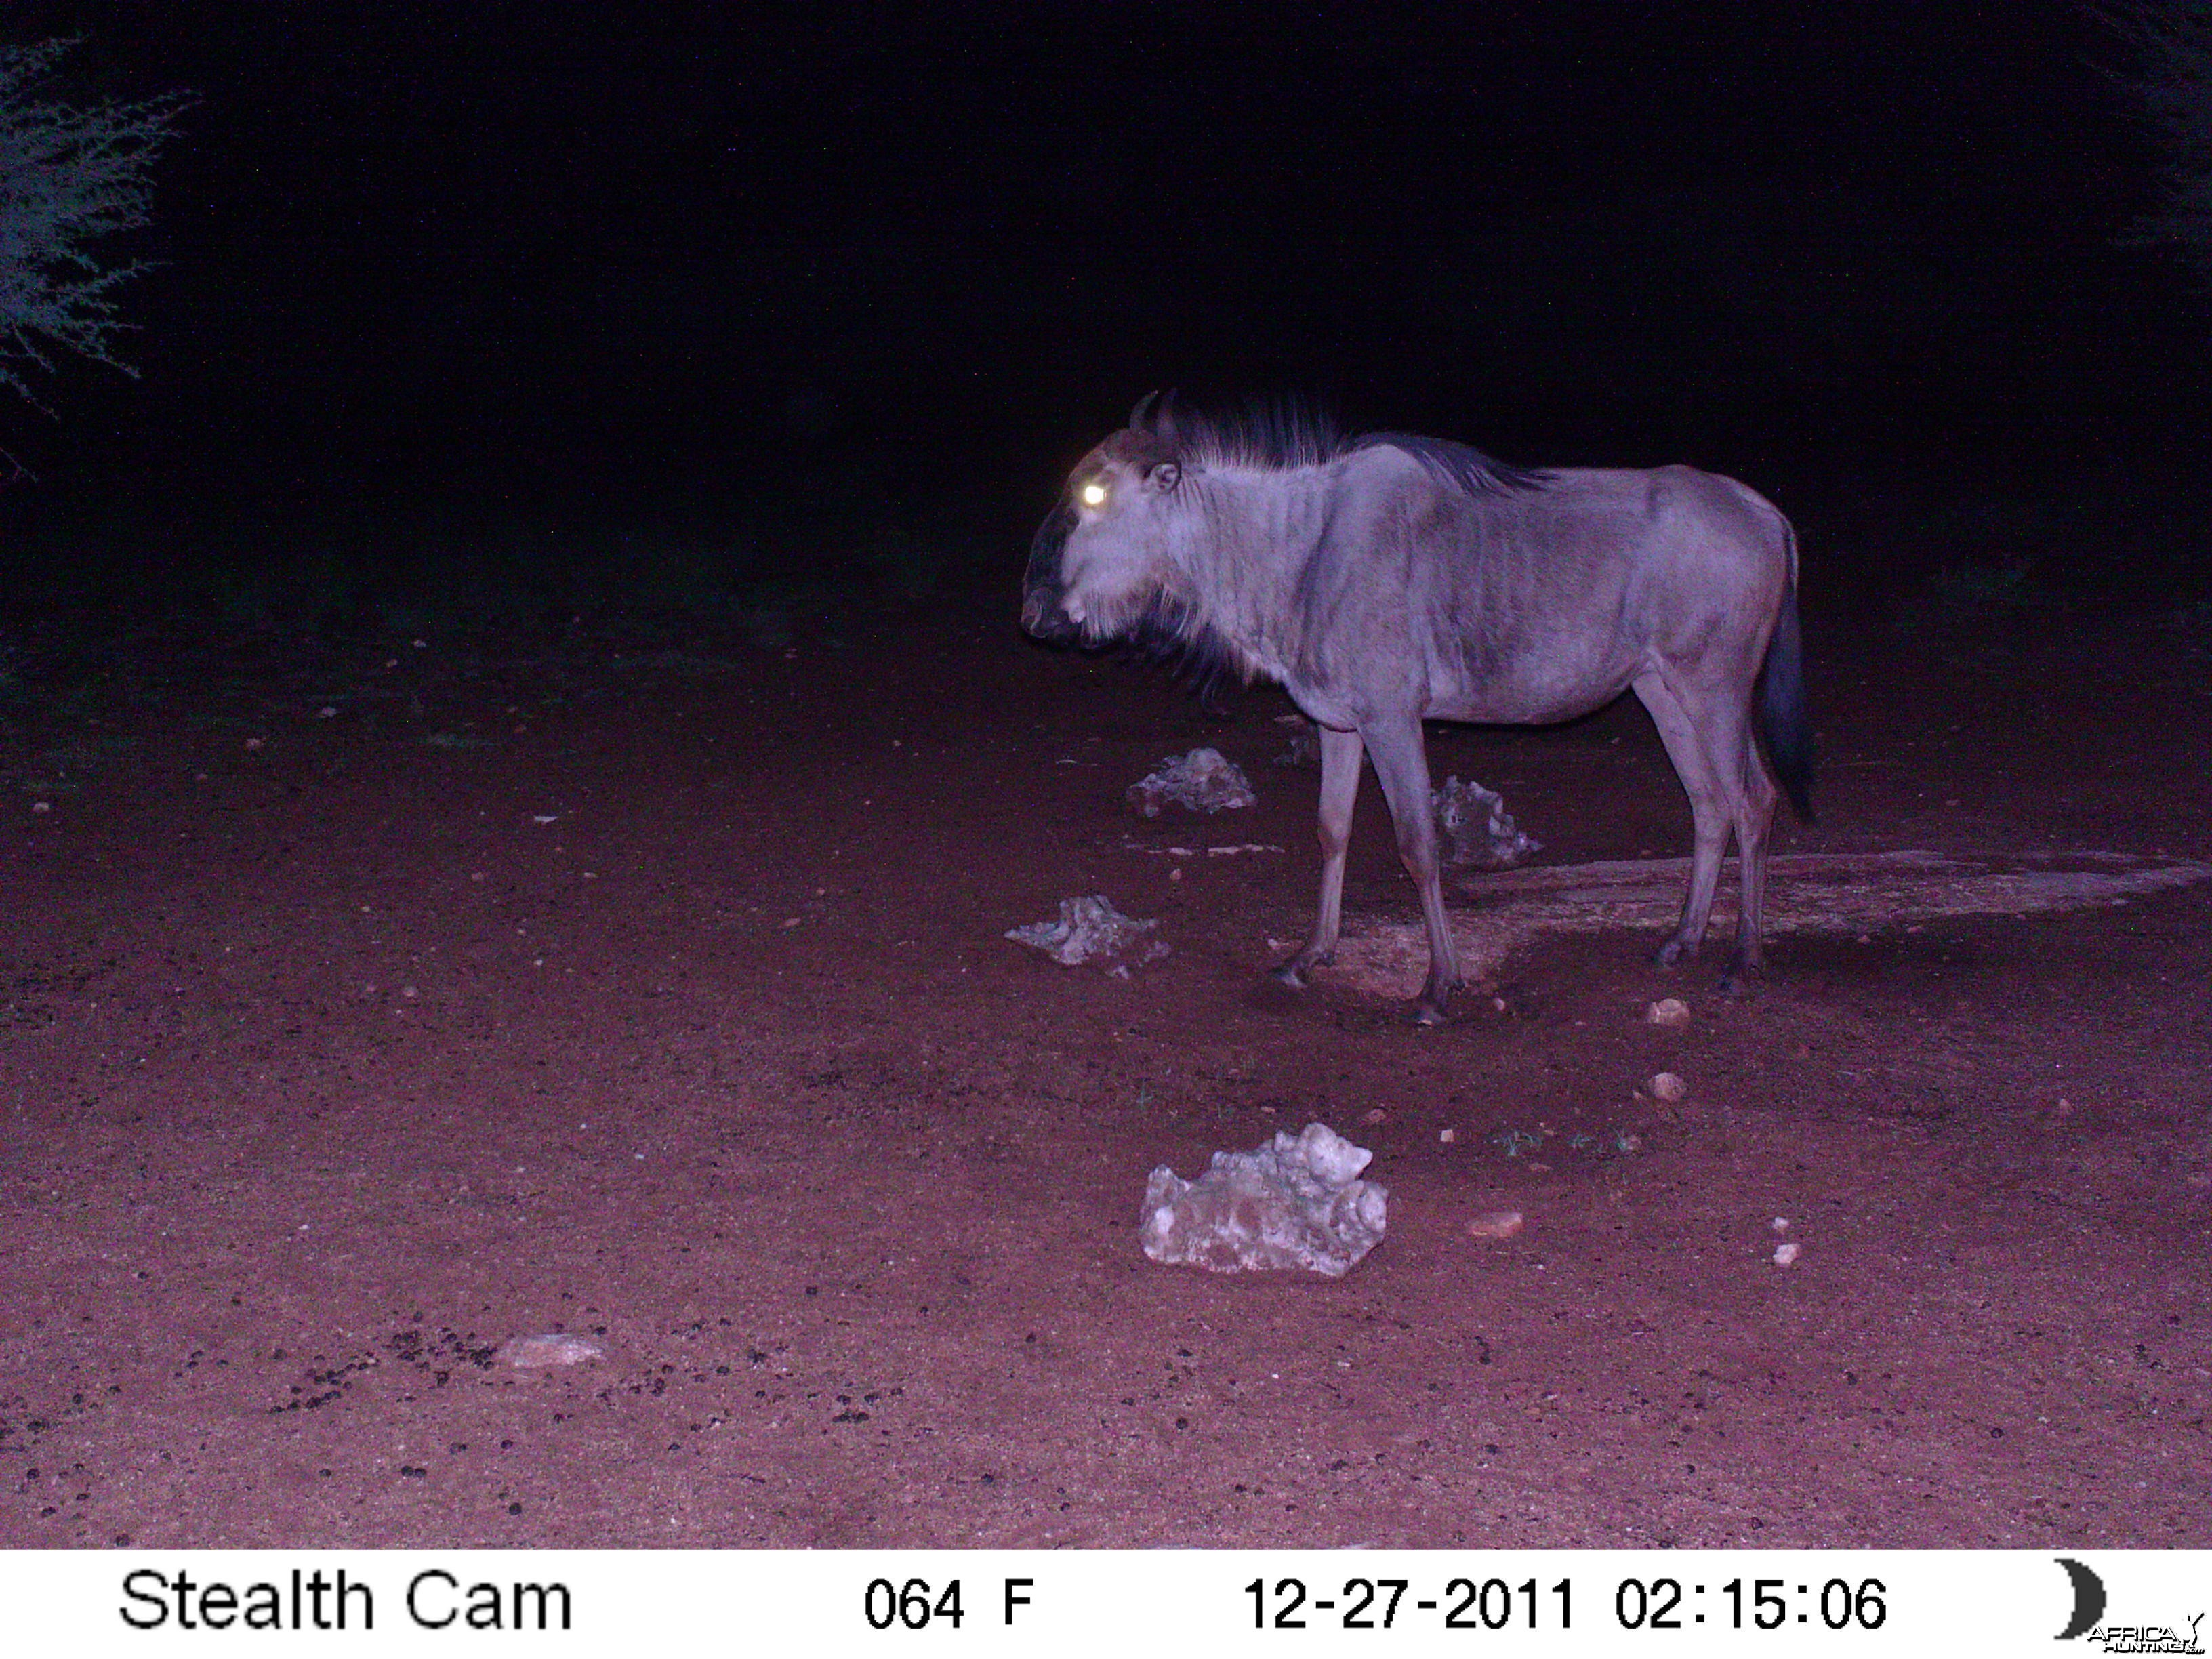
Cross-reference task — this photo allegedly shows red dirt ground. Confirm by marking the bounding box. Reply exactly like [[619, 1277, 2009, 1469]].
[[2, 583, 2207, 1549]]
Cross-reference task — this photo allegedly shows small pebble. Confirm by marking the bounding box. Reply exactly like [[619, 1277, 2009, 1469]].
[[1772, 1242, 1801, 1267], [1649, 1071, 1688, 1103], [1438, 1127, 1457, 1144], [1467, 1209, 1525, 1240], [1645, 997, 1691, 1027]]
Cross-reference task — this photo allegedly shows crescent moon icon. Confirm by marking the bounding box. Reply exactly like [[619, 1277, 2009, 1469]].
[[2055, 1557, 2106, 1641]]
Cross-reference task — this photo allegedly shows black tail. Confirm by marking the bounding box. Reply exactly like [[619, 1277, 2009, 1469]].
[[1755, 574, 1816, 823]]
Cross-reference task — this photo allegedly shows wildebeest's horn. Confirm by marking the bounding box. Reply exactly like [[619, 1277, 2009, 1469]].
[[1153, 388, 1182, 447], [1130, 390, 1161, 432]]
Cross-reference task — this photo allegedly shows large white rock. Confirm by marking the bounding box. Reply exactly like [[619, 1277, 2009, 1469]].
[[1140, 1122, 1388, 1278], [1005, 895, 1166, 968], [1432, 775, 1541, 869], [1126, 747, 1257, 817]]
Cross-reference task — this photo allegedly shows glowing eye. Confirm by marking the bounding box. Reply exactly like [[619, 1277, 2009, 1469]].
[[1079, 480, 1108, 508]]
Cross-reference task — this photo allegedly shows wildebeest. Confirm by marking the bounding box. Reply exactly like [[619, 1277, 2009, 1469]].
[[1021, 396, 1814, 1023]]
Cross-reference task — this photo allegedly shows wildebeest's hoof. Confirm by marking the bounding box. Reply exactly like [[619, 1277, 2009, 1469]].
[[1271, 960, 1309, 991], [1411, 977, 1462, 1025], [1654, 938, 1697, 969]]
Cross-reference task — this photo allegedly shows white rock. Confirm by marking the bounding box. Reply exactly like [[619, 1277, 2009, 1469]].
[[1126, 748, 1257, 817], [1772, 1242, 1801, 1267], [1140, 1122, 1387, 1278], [1006, 896, 1167, 968], [1648, 1071, 1689, 1103], [1645, 998, 1692, 1027], [1272, 714, 1321, 767], [495, 1334, 605, 1368], [1432, 776, 1541, 868]]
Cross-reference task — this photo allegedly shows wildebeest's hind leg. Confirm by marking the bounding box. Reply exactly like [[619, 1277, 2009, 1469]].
[[1359, 718, 1462, 1025], [1719, 712, 1779, 990], [1633, 672, 1731, 969], [1671, 672, 1779, 991], [1274, 724, 1364, 990]]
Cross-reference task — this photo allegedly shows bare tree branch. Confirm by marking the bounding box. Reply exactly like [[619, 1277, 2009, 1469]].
[[0, 37, 191, 409]]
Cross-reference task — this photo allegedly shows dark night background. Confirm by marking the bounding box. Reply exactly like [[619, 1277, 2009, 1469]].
[[2, 0, 2207, 618]]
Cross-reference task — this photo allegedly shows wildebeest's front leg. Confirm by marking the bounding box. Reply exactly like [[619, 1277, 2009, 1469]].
[[1273, 724, 1364, 990], [1360, 718, 1462, 1024]]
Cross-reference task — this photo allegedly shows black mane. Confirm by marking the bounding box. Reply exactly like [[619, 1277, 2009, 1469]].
[[1136, 396, 1549, 497], [1350, 430, 1552, 497]]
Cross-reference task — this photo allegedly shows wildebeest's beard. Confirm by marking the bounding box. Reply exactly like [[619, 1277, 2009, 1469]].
[[1119, 588, 1245, 712]]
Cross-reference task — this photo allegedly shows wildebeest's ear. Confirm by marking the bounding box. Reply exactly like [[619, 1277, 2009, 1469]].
[[1145, 462, 1180, 492]]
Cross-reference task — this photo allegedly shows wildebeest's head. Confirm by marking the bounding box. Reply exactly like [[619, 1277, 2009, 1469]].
[[1021, 393, 1189, 644]]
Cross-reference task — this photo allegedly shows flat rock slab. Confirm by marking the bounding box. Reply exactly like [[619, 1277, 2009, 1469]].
[[1329, 849, 2212, 1000]]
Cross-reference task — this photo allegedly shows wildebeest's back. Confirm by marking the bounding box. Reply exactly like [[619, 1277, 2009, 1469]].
[[1289, 453, 1792, 726]]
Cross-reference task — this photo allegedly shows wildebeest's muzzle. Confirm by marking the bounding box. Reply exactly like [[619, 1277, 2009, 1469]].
[[1020, 503, 1081, 641]]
